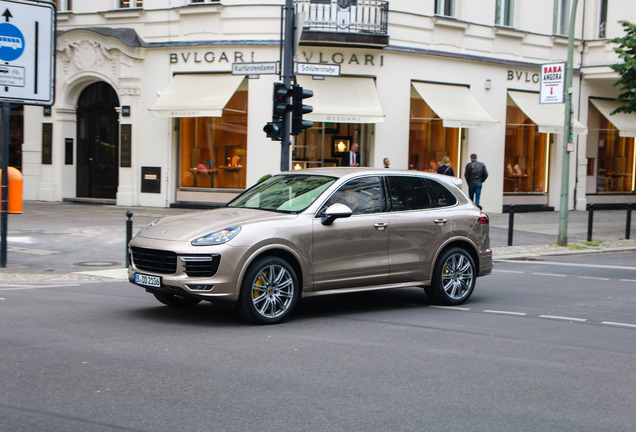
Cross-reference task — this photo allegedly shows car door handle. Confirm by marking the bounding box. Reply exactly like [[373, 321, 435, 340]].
[[434, 218, 448, 225], [373, 222, 389, 230]]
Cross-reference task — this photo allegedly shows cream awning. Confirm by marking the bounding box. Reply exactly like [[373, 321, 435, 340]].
[[590, 98, 636, 138], [150, 74, 244, 118], [411, 82, 499, 129], [508, 90, 587, 135], [296, 76, 384, 123]]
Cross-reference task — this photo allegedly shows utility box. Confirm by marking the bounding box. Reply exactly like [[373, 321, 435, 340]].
[[141, 167, 161, 194]]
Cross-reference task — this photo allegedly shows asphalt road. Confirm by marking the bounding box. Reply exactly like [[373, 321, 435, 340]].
[[1, 252, 636, 432]]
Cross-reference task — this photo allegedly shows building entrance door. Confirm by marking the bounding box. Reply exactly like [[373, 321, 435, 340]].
[[76, 82, 119, 199]]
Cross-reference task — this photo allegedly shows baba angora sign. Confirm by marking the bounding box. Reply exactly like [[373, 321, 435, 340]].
[[540, 63, 565, 104]]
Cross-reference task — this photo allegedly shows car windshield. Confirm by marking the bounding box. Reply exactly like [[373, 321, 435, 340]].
[[227, 174, 336, 213]]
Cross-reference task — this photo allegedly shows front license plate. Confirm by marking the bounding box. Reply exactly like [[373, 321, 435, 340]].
[[135, 273, 161, 288]]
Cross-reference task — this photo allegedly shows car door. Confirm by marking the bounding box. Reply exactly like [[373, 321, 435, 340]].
[[385, 176, 456, 284], [312, 176, 390, 291]]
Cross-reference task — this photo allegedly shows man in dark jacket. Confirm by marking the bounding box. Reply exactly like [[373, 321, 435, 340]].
[[464, 153, 488, 209]]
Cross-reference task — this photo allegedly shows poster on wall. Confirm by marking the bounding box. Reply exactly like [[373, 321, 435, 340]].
[[540, 63, 565, 104]]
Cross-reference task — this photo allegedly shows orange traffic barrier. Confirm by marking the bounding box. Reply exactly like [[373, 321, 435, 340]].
[[0, 167, 23, 214]]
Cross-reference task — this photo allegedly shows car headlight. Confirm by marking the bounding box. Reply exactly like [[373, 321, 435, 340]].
[[192, 226, 241, 246], [135, 219, 160, 237]]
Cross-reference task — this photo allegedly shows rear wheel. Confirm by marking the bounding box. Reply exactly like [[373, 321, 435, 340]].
[[239, 256, 299, 324], [426, 247, 476, 305], [152, 292, 201, 308]]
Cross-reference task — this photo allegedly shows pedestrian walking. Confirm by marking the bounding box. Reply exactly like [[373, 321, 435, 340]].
[[464, 153, 488, 208]]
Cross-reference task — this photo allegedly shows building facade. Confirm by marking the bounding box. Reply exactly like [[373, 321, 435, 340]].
[[13, 0, 636, 212]]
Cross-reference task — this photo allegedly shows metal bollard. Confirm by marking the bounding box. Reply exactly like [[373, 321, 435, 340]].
[[627, 203, 632, 240], [587, 203, 594, 242], [125, 211, 133, 267], [507, 204, 515, 246]]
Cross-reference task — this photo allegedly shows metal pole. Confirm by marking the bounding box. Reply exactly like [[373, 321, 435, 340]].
[[0, 102, 10, 268], [626, 203, 632, 240], [125, 211, 133, 267], [557, 0, 579, 246], [507, 204, 515, 246], [280, 0, 295, 172], [587, 203, 594, 242]]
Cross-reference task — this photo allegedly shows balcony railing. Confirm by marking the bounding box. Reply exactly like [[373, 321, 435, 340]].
[[295, 0, 388, 36]]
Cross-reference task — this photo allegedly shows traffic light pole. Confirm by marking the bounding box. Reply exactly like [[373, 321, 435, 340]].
[[280, 0, 295, 172]]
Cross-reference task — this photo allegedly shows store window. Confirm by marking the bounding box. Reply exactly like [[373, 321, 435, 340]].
[[292, 123, 372, 169], [595, 116, 635, 193], [504, 103, 550, 193], [178, 89, 247, 189], [408, 96, 459, 175]]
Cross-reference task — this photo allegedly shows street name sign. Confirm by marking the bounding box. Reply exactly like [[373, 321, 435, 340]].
[[232, 62, 278, 76], [0, 0, 55, 105], [296, 62, 341, 77], [540, 62, 565, 104]]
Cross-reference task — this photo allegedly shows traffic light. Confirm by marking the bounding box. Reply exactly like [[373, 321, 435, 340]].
[[264, 82, 293, 141], [291, 84, 313, 136]]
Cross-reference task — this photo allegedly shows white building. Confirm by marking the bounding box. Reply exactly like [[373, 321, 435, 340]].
[[11, 0, 636, 212]]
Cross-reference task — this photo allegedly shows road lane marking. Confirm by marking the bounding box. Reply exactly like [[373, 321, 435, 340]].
[[602, 321, 636, 329], [0, 284, 80, 291], [533, 272, 567, 277], [619, 279, 636, 283], [493, 269, 524, 274], [430, 306, 470, 311], [577, 276, 610, 281], [483, 310, 527, 316], [496, 259, 636, 271], [540, 314, 587, 322]]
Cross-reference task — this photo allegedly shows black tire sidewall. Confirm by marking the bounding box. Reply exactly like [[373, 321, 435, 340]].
[[429, 247, 476, 305]]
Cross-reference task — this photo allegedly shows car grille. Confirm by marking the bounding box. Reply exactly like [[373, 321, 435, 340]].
[[131, 247, 177, 274], [181, 255, 221, 277]]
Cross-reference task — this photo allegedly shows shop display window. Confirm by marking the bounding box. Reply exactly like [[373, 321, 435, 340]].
[[408, 96, 459, 175], [503, 104, 549, 193], [596, 116, 635, 193], [178, 90, 247, 189], [292, 123, 368, 169]]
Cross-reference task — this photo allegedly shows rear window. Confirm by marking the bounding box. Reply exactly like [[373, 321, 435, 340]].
[[424, 179, 458, 208]]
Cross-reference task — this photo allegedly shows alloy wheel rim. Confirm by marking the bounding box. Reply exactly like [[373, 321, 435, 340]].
[[441, 253, 474, 300], [251, 264, 294, 318]]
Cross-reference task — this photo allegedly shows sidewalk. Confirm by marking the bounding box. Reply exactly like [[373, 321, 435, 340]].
[[1, 201, 635, 284]]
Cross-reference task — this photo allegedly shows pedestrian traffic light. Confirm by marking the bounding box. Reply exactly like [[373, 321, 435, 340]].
[[264, 82, 293, 141], [290, 84, 313, 136]]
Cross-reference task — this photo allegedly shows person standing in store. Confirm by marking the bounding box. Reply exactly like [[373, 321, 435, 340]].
[[342, 142, 360, 167], [464, 153, 488, 209], [436, 156, 454, 176]]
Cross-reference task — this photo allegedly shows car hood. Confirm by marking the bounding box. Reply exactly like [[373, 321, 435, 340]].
[[137, 207, 294, 242]]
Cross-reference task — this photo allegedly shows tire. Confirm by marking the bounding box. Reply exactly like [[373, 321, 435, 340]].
[[153, 291, 201, 308], [426, 247, 476, 305], [239, 256, 300, 324]]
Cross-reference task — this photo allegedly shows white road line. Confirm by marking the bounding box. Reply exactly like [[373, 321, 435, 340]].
[[619, 279, 636, 283], [577, 276, 610, 281], [540, 314, 587, 322], [496, 259, 636, 271], [430, 306, 470, 311], [533, 272, 567, 277], [0, 284, 80, 291], [483, 310, 527, 316], [493, 269, 525, 274], [602, 321, 636, 329]]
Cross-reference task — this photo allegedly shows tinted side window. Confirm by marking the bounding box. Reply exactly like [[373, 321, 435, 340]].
[[322, 176, 383, 215], [387, 176, 432, 211], [425, 179, 458, 208]]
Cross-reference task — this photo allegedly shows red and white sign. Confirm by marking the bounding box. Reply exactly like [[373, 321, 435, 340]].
[[540, 63, 565, 104]]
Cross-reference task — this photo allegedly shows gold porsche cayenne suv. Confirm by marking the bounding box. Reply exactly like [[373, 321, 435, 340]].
[[128, 168, 492, 324]]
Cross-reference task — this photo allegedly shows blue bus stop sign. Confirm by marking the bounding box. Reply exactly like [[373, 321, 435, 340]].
[[0, 22, 25, 62]]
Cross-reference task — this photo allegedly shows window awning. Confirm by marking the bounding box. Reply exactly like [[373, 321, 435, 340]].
[[411, 82, 499, 129], [590, 99, 636, 138], [508, 91, 587, 135], [149, 74, 244, 118], [296, 76, 384, 123]]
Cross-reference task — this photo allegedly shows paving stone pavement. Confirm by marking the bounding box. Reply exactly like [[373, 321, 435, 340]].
[[1, 201, 635, 285]]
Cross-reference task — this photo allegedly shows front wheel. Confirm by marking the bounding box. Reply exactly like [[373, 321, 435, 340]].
[[426, 247, 476, 305], [152, 292, 201, 308], [239, 256, 299, 324]]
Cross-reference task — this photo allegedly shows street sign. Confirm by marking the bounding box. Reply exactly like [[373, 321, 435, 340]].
[[540, 62, 565, 104], [0, 0, 55, 105], [296, 62, 341, 77], [231, 62, 278, 76]]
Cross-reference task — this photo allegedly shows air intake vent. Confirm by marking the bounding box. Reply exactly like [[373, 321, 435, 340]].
[[181, 255, 221, 277]]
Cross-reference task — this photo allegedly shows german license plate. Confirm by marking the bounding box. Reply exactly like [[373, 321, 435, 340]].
[[135, 273, 161, 288]]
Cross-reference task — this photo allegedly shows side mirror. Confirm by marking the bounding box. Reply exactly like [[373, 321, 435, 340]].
[[321, 203, 352, 226]]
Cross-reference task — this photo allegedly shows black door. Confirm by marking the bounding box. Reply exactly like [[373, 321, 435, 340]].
[[76, 82, 119, 199]]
